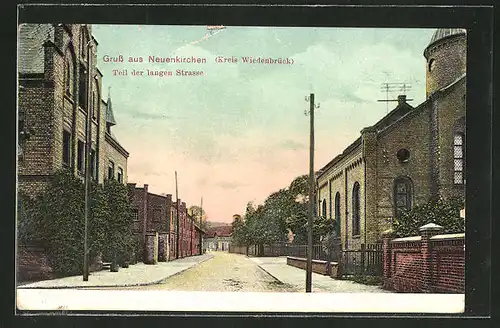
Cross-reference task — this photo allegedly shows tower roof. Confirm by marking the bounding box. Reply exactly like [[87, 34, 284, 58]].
[[106, 87, 117, 126], [428, 28, 466, 48]]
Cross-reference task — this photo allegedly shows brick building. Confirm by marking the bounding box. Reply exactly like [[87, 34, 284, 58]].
[[17, 24, 129, 197], [128, 183, 204, 262], [316, 28, 466, 250]]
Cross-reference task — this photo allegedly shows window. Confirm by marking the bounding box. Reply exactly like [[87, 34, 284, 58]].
[[352, 182, 361, 236], [428, 58, 435, 72], [62, 130, 71, 166], [117, 167, 124, 183], [90, 149, 96, 180], [321, 199, 327, 218], [65, 57, 73, 95], [81, 28, 88, 60], [454, 133, 465, 185], [77, 140, 85, 173], [108, 161, 115, 180], [394, 177, 412, 219], [397, 148, 410, 163], [335, 192, 341, 236], [79, 64, 88, 110], [132, 208, 139, 221]]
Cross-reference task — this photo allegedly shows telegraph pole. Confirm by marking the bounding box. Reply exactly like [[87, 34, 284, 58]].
[[304, 93, 319, 293], [83, 39, 93, 281], [175, 171, 180, 259]]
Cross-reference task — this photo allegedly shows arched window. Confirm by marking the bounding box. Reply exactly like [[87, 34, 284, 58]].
[[394, 177, 412, 219], [92, 81, 99, 120], [334, 192, 341, 236], [321, 199, 327, 218], [352, 182, 360, 236], [428, 58, 436, 72], [65, 56, 73, 95], [81, 27, 88, 60]]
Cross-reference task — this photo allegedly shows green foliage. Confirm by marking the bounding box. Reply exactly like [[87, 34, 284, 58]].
[[238, 174, 336, 246], [17, 169, 135, 276], [102, 179, 135, 263], [393, 196, 465, 237]]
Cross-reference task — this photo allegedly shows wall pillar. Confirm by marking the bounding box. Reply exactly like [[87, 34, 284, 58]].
[[419, 223, 443, 292], [381, 229, 394, 289]]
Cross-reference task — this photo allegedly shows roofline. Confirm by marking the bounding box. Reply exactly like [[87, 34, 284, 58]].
[[105, 132, 129, 158], [316, 137, 362, 179]]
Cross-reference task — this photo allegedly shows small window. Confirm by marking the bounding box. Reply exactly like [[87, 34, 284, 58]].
[[321, 199, 327, 218], [108, 161, 115, 180], [77, 140, 85, 173], [117, 167, 124, 183], [132, 208, 139, 221], [62, 130, 71, 166], [454, 133, 465, 184], [428, 58, 435, 72], [397, 148, 410, 163]]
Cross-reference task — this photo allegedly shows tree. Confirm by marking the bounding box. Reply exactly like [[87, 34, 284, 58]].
[[188, 205, 208, 230]]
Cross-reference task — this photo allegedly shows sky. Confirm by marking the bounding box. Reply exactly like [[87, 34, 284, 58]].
[[91, 25, 435, 223]]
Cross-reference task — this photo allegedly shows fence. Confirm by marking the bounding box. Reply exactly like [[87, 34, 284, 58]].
[[229, 241, 341, 262], [341, 243, 383, 277]]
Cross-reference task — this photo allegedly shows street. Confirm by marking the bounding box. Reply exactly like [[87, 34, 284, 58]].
[[123, 251, 297, 292]]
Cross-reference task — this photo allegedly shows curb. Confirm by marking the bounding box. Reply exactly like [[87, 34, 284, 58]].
[[256, 264, 283, 284], [17, 254, 215, 290]]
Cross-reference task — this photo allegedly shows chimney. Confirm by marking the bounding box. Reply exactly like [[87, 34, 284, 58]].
[[398, 95, 407, 106]]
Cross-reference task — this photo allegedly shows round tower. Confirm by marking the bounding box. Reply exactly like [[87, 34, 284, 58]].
[[423, 28, 466, 98]]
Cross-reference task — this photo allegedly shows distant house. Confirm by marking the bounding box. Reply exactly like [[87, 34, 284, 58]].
[[203, 225, 232, 252]]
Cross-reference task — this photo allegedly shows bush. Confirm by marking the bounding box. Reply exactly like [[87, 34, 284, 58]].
[[393, 196, 465, 237], [17, 169, 135, 276], [102, 179, 135, 264]]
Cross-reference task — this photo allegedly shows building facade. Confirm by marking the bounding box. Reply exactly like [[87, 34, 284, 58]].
[[18, 23, 129, 196], [128, 183, 204, 262], [203, 225, 233, 252], [316, 28, 466, 250]]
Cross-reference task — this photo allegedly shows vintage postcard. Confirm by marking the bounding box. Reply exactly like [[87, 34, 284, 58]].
[[16, 21, 467, 313]]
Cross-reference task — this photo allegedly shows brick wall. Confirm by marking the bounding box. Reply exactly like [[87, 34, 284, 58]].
[[382, 224, 464, 293]]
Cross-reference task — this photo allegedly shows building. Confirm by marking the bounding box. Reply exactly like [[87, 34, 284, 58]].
[[128, 183, 204, 262], [173, 201, 204, 259], [204, 225, 233, 251], [18, 24, 129, 196], [127, 184, 173, 262], [316, 28, 466, 250]]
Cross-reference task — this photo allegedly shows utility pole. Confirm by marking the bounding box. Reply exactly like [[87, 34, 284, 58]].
[[175, 171, 180, 259], [304, 93, 319, 293], [83, 39, 93, 281]]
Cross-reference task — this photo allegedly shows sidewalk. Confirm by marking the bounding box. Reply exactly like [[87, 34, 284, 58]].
[[17, 253, 214, 289], [249, 256, 390, 293]]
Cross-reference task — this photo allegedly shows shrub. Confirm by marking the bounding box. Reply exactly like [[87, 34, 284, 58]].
[[102, 179, 135, 264], [393, 196, 465, 237]]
